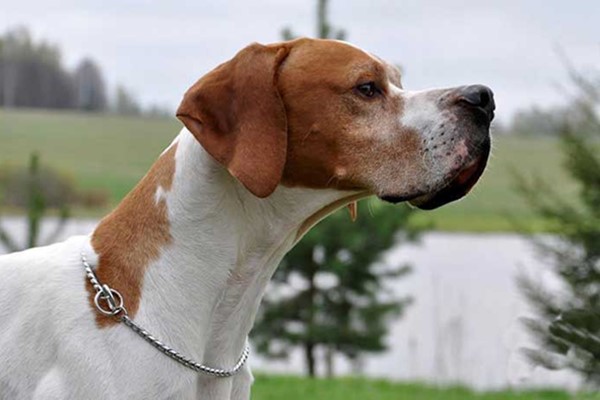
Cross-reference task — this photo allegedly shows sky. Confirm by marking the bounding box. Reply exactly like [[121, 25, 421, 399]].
[[1, 0, 599, 123]]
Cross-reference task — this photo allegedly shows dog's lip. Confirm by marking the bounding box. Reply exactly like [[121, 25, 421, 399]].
[[408, 142, 490, 210]]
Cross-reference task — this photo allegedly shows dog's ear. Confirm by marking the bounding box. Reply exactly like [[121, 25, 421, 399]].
[[176, 43, 290, 198]]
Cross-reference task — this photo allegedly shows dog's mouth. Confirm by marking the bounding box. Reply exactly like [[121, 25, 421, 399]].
[[408, 140, 490, 210], [378, 138, 490, 210]]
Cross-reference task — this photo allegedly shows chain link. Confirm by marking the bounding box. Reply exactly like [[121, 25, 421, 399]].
[[81, 253, 250, 378]]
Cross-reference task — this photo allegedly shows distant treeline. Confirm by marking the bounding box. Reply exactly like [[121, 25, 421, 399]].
[[506, 101, 597, 137], [497, 70, 599, 136], [0, 27, 166, 116]]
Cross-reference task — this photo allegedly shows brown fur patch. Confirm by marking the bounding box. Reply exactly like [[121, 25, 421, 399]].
[[88, 143, 178, 327]]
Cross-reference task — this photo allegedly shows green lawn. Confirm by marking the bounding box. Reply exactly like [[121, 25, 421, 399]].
[[0, 108, 579, 232], [0, 108, 180, 215], [252, 375, 598, 400]]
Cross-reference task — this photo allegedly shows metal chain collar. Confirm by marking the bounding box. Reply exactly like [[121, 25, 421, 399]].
[[81, 253, 250, 378]]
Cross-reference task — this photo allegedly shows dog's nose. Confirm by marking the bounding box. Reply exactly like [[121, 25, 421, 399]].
[[457, 85, 495, 121]]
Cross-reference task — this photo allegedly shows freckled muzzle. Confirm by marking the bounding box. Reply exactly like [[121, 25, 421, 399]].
[[409, 85, 494, 209], [408, 137, 490, 210]]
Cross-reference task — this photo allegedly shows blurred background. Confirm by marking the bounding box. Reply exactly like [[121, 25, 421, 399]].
[[1, 1, 599, 399]]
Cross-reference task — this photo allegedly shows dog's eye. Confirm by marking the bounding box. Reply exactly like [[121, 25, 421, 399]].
[[356, 82, 379, 98]]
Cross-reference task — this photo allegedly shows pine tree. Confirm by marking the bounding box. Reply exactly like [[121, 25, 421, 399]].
[[281, 0, 346, 41], [517, 70, 600, 386], [252, 200, 419, 377], [74, 58, 107, 112], [253, 0, 417, 379]]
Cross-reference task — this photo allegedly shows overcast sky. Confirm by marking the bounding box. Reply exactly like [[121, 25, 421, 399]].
[[2, 0, 599, 123]]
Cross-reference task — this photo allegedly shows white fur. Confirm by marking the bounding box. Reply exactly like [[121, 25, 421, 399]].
[[0, 128, 356, 400]]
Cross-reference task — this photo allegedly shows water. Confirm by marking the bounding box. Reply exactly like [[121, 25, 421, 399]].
[[0, 218, 581, 390]]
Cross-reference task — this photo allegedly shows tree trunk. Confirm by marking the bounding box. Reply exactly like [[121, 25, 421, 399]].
[[305, 258, 317, 378], [305, 342, 316, 378], [27, 153, 43, 249], [317, 0, 328, 39]]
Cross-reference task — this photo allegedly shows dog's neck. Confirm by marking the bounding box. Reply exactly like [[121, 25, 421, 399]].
[[90, 128, 361, 374]]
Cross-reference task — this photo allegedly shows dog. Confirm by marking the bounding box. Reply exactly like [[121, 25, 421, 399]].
[[0, 38, 494, 399]]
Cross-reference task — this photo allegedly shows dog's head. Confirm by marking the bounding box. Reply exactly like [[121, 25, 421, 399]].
[[177, 38, 493, 210]]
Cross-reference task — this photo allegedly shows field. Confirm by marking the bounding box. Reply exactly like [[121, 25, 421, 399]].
[[252, 375, 599, 400], [0, 109, 579, 232]]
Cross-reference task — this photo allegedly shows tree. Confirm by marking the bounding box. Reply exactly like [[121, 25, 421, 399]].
[[509, 106, 569, 137], [0, 27, 75, 109], [281, 0, 346, 41], [113, 85, 141, 115], [508, 103, 595, 137], [0, 27, 113, 112], [253, 200, 418, 377], [74, 58, 107, 111], [517, 69, 600, 386], [253, 0, 419, 378]]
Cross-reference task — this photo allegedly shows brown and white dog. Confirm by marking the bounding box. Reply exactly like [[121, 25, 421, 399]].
[[0, 38, 494, 399]]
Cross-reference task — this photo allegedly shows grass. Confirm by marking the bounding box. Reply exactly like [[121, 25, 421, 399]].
[[252, 375, 599, 400], [0, 108, 180, 216], [0, 108, 581, 232]]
